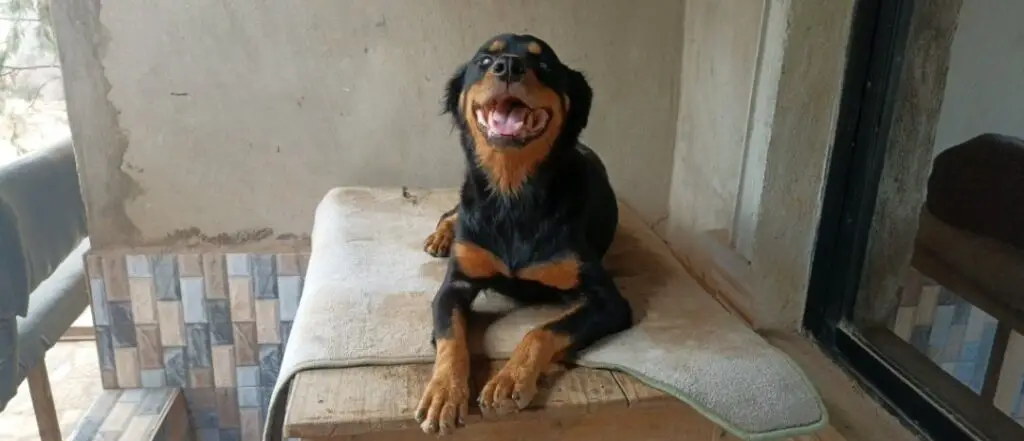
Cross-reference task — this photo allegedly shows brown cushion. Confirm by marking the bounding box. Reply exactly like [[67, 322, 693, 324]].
[[926, 133, 1024, 251]]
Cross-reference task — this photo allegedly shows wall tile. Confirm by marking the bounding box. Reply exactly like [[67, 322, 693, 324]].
[[101, 369, 119, 389], [89, 249, 309, 439], [141, 369, 167, 388], [277, 276, 301, 322], [157, 301, 186, 347], [251, 254, 278, 299], [182, 276, 209, 324], [114, 348, 140, 388], [108, 302, 137, 348], [193, 406, 221, 429], [102, 255, 130, 302], [152, 255, 181, 300], [275, 253, 300, 276], [190, 368, 214, 389], [90, 277, 110, 326], [164, 347, 187, 387], [198, 428, 220, 441], [186, 323, 212, 368], [213, 346, 236, 388], [255, 299, 280, 344], [208, 299, 234, 346], [184, 387, 217, 409], [86, 254, 104, 280], [280, 321, 293, 353], [298, 252, 311, 278], [219, 428, 241, 441], [203, 254, 228, 299], [178, 254, 203, 277], [129, 277, 157, 325], [235, 366, 260, 388], [125, 254, 151, 278], [232, 322, 258, 366], [259, 387, 272, 422], [228, 277, 255, 322], [136, 325, 163, 369], [239, 408, 261, 441], [237, 387, 260, 408], [95, 326, 116, 371], [226, 254, 249, 276], [258, 345, 281, 388], [216, 388, 241, 428]]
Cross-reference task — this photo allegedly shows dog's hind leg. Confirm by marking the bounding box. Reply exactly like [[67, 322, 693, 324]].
[[424, 204, 459, 257]]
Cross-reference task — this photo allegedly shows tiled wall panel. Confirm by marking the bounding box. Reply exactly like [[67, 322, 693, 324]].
[[86, 250, 310, 440]]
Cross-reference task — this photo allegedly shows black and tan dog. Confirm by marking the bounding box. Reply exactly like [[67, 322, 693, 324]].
[[414, 34, 632, 435]]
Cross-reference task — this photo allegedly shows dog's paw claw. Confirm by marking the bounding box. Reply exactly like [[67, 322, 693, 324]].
[[415, 371, 469, 435]]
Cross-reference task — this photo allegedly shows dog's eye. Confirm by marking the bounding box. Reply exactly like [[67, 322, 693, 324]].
[[477, 56, 493, 68]]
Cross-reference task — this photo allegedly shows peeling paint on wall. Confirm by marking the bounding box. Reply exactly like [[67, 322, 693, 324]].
[[53, 0, 143, 245]]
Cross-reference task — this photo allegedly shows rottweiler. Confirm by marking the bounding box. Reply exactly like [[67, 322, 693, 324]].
[[414, 33, 632, 435]]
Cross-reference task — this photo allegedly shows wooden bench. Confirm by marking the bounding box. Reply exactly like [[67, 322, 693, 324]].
[[283, 363, 844, 441]]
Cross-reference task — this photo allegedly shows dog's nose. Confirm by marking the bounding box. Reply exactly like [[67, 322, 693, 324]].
[[490, 55, 526, 82]]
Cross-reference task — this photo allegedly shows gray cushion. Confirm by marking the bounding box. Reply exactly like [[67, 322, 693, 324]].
[[0, 139, 87, 320]]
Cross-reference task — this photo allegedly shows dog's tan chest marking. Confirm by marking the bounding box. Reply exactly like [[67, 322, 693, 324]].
[[453, 241, 510, 279], [516, 256, 581, 290], [454, 241, 580, 290]]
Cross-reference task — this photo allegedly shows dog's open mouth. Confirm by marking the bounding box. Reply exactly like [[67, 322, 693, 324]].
[[474, 94, 550, 144]]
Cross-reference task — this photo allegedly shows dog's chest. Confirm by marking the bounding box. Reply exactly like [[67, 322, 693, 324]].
[[455, 209, 581, 291]]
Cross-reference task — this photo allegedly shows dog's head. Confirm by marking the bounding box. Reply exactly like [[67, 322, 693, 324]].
[[443, 34, 593, 152]]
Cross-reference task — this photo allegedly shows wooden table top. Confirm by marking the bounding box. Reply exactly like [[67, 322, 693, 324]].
[[283, 361, 674, 439]]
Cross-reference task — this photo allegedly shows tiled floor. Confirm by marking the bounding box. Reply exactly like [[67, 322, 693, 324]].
[[0, 333, 102, 440]]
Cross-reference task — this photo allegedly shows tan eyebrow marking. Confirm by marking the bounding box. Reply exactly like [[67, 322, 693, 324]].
[[527, 42, 543, 55], [489, 39, 506, 52]]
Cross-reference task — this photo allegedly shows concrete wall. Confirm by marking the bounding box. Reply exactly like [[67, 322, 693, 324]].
[[662, 0, 856, 329], [666, 0, 766, 253], [932, 0, 1024, 153], [54, 0, 683, 249]]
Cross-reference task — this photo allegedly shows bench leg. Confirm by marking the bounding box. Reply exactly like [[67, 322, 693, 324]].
[[26, 360, 62, 441]]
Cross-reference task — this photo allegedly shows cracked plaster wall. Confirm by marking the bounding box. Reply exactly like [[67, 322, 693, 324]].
[[53, 0, 684, 250]]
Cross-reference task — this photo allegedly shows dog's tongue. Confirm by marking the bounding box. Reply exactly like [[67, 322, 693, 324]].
[[490, 106, 529, 136]]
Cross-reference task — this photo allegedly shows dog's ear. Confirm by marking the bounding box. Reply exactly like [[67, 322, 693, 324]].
[[442, 64, 468, 119], [564, 68, 593, 139]]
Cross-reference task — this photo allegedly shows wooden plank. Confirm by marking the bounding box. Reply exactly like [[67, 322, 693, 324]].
[[298, 402, 718, 441], [913, 246, 1024, 335], [59, 325, 97, 342], [26, 361, 62, 441], [285, 362, 629, 439], [609, 371, 674, 408], [980, 322, 1012, 402]]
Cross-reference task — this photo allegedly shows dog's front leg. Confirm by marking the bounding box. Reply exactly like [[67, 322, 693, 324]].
[[415, 264, 479, 435], [478, 262, 632, 415]]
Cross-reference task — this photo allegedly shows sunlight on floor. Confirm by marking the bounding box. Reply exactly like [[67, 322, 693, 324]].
[[0, 331, 101, 440]]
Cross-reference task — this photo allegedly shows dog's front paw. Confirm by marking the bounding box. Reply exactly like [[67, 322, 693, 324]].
[[423, 228, 454, 257], [478, 362, 539, 416], [415, 369, 470, 435]]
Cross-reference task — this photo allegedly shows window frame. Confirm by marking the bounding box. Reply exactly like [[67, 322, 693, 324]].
[[801, 0, 1014, 440]]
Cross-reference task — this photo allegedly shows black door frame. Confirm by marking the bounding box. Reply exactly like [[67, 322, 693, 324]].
[[803, 0, 984, 440]]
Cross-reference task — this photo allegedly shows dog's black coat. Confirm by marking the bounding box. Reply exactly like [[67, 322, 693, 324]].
[[428, 33, 632, 358]]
